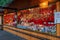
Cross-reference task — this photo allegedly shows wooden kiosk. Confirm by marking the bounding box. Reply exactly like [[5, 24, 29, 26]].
[[3, 1, 60, 40]]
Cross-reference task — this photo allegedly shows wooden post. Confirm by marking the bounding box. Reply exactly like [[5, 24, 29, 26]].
[[56, 2, 60, 12], [56, 24, 60, 36], [56, 1, 60, 36]]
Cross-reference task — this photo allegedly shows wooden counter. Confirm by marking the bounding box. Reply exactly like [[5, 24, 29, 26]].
[[3, 26, 60, 40]]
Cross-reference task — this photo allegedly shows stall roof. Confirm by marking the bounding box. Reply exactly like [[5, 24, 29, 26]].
[[0, 0, 59, 10], [8, 0, 59, 9]]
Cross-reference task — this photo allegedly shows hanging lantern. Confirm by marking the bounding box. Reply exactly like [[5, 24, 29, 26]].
[[39, 1, 48, 8]]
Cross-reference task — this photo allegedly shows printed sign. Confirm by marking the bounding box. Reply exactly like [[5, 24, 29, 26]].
[[54, 12, 60, 24]]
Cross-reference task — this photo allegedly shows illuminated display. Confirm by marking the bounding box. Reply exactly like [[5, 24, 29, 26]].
[[17, 5, 56, 35], [3, 13, 17, 26]]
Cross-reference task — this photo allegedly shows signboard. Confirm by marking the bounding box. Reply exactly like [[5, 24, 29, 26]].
[[54, 12, 60, 24]]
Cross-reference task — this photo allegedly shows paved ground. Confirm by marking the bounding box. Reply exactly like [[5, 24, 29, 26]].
[[0, 30, 26, 40]]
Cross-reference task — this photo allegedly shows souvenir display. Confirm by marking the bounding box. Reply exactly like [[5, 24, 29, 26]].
[[4, 13, 17, 27], [3, 5, 56, 35], [17, 5, 56, 35]]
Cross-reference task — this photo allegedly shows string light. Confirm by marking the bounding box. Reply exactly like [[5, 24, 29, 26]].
[[39, 1, 48, 8]]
